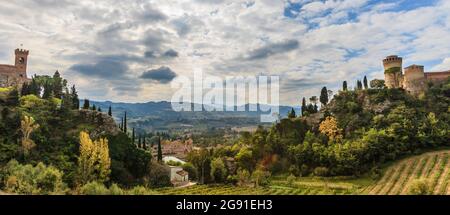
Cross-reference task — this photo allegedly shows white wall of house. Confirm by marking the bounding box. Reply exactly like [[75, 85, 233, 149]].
[[169, 166, 189, 182]]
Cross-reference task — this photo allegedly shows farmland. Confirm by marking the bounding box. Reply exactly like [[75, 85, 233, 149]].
[[154, 150, 450, 195], [363, 150, 450, 195]]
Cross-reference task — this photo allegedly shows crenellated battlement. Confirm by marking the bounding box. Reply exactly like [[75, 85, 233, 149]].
[[383, 55, 402, 64], [15, 48, 29, 55], [404, 65, 424, 74]]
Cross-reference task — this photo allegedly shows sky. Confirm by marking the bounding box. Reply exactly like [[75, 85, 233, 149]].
[[0, 0, 450, 105]]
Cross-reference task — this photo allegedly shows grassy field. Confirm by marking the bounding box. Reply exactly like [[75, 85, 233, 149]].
[[156, 150, 450, 195]]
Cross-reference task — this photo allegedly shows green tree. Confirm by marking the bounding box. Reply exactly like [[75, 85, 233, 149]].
[[42, 81, 53, 99], [320, 86, 329, 106], [182, 163, 198, 181], [138, 135, 142, 148], [370, 79, 385, 89], [356, 80, 363, 90], [52, 71, 63, 99], [70, 85, 79, 109], [288, 108, 296, 119], [20, 82, 31, 96], [83, 99, 90, 109], [6, 88, 19, 106], [301, 97, 307, 116], [309, 96, 318, 113], [251, 168, 271, 188], [210, 158, 227, 182], [2, 160, 67, 195], [143, 136, 147, 150], [29, 78, 40, 96], [157, 136, 163, 163], [108, 106, 112, 116], [123, 111, 128, 133], [343, 81, 348, 91], [363, 76, 369, 89], [131, 128, 135, 144]]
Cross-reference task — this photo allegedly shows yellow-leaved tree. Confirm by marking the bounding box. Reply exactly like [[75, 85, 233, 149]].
[[77, 131, 111, 186], [319, 116, 343, 142], [20, 115, 39, 157]]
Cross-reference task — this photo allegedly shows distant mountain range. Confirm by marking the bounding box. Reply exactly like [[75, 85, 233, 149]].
[[89, 100, 300, 133]]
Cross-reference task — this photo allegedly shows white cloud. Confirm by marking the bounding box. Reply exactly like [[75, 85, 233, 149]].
[[431, 58, 450, 72]]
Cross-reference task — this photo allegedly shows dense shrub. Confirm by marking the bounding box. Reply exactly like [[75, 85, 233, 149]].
[[1, 160, 67, 194], [408, 179, 431, 195], [145, 162, 171, 188], [80, 181, 109, 195]]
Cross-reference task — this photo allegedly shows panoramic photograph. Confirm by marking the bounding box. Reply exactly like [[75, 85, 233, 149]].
[[0, 0, 449, 199]]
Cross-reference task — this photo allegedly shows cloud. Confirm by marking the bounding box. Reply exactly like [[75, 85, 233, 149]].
[[431, 58, 450, 71], [69, 60, 129, 80], [137, 4, 168, 22], [163, 49, 179, 58], [140, 66, 177, 84], [244, 40, 299, 60]]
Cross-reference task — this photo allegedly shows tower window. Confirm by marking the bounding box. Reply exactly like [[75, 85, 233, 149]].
[[19, 57, 25, 64]]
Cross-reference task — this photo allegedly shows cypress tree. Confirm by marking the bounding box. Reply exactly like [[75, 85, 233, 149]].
[[71, 85, 79, 109], [92, 104, 96, 111], [363, 76, 369, 89], [157, 136, 163, 163], [98, 107, 102, 112], [343, 81, 348, 91], [138, 135, 142, 148], [320, 86, 329, 106], [288, 108, 296, 119], [108, 106, 112, 116], [123, 111, 127, 133], [143, 136, 147, 150], [131, 128, 135, 144], [83, 99, 90, 109], [301, 97, 306, 116], [357, 80, 363, 90]]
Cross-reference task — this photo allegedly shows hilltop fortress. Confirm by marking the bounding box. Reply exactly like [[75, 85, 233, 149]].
[[383, 55, 450, 95], [0, 48, 31, 88]]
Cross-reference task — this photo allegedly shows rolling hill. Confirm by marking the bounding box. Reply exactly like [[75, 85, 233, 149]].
[[363, 150, 450, 195], [90, 100, 301, 133]]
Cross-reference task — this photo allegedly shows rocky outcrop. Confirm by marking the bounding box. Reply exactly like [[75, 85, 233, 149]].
[[78, 109, 120, 138]]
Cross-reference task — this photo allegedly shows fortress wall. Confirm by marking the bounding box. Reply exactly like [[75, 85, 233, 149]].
[[403, 65, 426, 96], [425, 71, 450, 83]]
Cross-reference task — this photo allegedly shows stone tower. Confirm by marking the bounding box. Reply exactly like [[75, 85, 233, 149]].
[[403, 65, 426, 96], [383, 55, 403, 88], [14, 49, 29, 79]]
